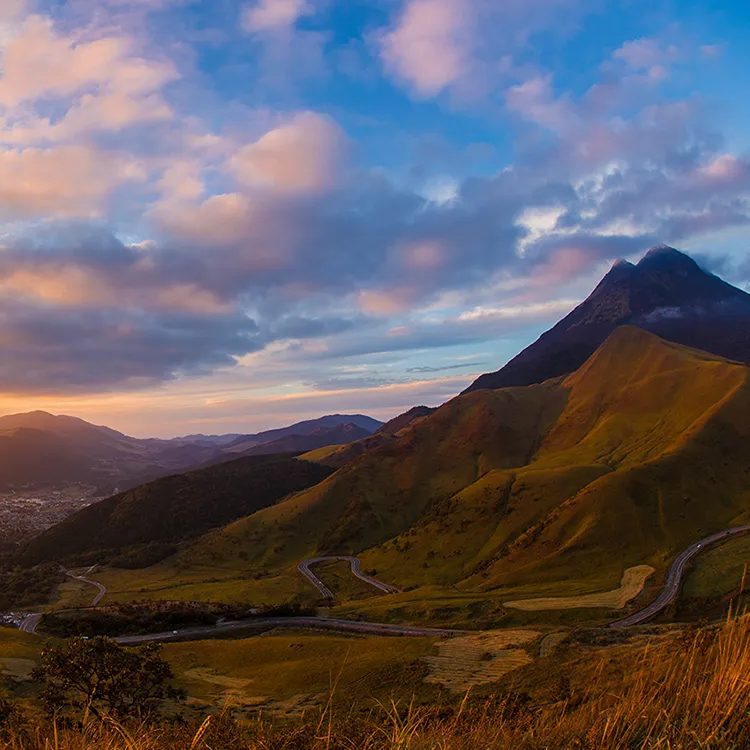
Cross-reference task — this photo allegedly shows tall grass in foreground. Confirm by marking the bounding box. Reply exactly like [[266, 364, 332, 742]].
[[4, 614, 750, 749]]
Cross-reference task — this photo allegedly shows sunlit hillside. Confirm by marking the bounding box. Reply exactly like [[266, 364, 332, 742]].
[[181, 327, 750, 604]]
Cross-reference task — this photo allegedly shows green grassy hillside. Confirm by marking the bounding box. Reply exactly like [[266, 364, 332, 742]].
[[79, 328, 750, 627], [177, 329, 748, 602]]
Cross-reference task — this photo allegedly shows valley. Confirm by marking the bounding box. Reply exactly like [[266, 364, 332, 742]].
[[0, 484, 101, 546]]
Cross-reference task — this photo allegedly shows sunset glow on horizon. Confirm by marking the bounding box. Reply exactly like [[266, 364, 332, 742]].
[[1, 0, 749, 436]]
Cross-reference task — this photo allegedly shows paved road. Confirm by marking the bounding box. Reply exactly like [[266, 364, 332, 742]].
[[66, 566, 107, 607], [16, 567, 107, 634], [18, 613, 42, 634], [610, 525, 750, 628], [297, 556, 401, 600], [116, 616, 466, 645]]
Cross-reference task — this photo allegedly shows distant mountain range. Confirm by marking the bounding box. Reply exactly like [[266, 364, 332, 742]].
[[221, 415, 383, 454], [0, 411, 382, 491], [466, 246, 750, 392], [14, 245, 750, 621]]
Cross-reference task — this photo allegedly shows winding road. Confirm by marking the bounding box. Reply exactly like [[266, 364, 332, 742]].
[[15, 531, 750, 643], [17, 566, 107, 635], [297, 556, 402, 600], [18, 613, 42, 634], [66, 566, 107, 607], [610, 525, 750, 628], [116, 616, 465, 645]]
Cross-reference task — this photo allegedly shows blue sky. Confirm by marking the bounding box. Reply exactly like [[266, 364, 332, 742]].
[[0, 0, 748, 436]]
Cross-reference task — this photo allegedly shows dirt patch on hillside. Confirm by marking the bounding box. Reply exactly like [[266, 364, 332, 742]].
[[183, 668, 320, 718], [424, 629, 539, 693], [504, 565, 655, 611], [0, 658, 35, 681]]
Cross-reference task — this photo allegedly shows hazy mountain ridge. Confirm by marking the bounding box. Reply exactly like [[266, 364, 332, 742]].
[[0, 411, 382, 491], [221, 415, 383, 454]]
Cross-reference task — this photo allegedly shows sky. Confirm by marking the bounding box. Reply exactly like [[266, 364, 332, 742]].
[[0, 0, 748, 437]]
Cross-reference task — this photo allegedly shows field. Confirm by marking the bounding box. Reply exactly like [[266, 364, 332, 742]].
[[165, 630, 438, 715], [4, 616, 750, 748], [504, 565, 655, 611], [90, 564, 316, 607]]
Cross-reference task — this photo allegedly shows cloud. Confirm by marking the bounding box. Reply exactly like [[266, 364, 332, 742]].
[[241, 0, 312, 32], [613, 37, 679, 70], [0, 145, 145, 218], [0, 296, 262, 393], [379, 0, 472, 98], [0, 14, 178, 143], [0, 3, 748, 409], [506, 75, 577, 133], [0, 0, 25, 24], [229, 111, 347, 193]]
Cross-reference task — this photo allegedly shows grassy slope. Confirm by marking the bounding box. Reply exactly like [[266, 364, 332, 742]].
[[681, 535, 750, 599], [184, 381, 567, 572], [165, 631, 436, 710], [99, 328, 750, 625]]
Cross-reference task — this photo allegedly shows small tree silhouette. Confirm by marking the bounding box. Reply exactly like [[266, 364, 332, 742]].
[[31, 636, 185, 722]]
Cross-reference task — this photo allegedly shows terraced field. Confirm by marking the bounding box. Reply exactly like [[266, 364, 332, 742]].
[[423, 629, 540, 692]]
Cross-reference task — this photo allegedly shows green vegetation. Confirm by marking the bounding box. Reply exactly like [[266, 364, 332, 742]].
[[682, 534, 750, 600], [25, 328, 750, 633], [166, 630, 436, 709], [0, 564, 66, 610], [140, 327, 750, 629]]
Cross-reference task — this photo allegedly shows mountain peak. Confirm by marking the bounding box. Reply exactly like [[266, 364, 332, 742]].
[[612, 258, 635, 269], [464, 245, 750, 393], [637, 245, 699, 271]]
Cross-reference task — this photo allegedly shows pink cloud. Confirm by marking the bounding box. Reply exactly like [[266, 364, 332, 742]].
[[613, 37, 679, 71], [229, 111, 348, 193], [0, 0, 25, 23], [357, 287, 418, 316], [506, 75, 577, 133], [0, 145, 145, 218], [0, 14, 177, 141], [379, 0, 473, 98]]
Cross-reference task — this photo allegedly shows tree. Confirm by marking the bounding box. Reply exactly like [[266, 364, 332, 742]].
[[31, 637, 185, 721]]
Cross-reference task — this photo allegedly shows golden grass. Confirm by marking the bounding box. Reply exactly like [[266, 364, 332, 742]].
[[423, 629, 539, 692], [504, 564, 655, 611], [682, 534, 750, 599], [163, 631, 436, 709], [6, 614, 750, 748]]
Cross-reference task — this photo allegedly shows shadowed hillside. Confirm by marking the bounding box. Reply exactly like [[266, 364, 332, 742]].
[[21, 454, 335, 567], [466, 246, 750, 393]]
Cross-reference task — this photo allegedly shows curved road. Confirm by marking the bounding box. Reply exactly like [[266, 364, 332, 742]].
[[19, 613, 42, 634], [116, 616, 466, 645], [17, 531, 750, 641], [297, 556, 401, 600], [66, 566, 107, 607], [17, 566, 107, 634], [610, 525, 750, 628]]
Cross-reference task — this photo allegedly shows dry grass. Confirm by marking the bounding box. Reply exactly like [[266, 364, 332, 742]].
[[423, 629, 539, 692], [504, 565, 655, 611], [5, 614, 750, 748]]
